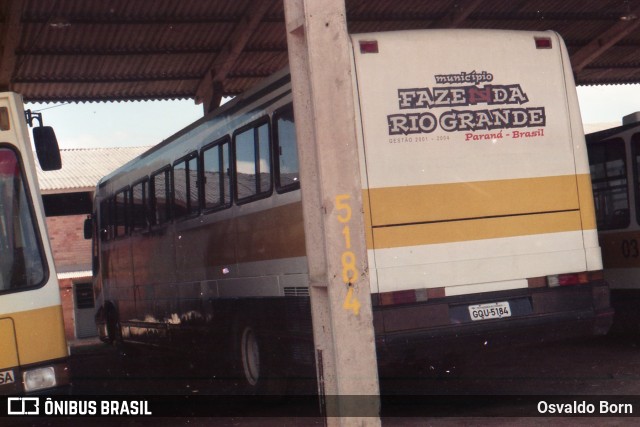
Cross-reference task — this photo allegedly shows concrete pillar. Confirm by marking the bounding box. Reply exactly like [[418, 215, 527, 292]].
[[284, 0, 381, 425]]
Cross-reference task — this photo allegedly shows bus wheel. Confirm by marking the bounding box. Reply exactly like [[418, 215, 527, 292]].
[[105, 306, 122, 346], [234, 321, 287, 395], [105, 306, 138, 372], [240, 325, 261, 387], [106, 307, 120, 345]]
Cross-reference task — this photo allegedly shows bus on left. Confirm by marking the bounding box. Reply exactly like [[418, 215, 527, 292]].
[[0, 91, 68, 394]]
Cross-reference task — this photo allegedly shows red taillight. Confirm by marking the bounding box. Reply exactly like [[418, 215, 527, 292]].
[[546, 271, 600, 287], [531, 271, 602, 288], [359, 40, 379, 54], [535, 37, 552, 49], [557, 273, 581, 286]]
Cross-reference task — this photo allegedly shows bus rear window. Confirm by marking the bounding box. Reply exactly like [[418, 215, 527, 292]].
[[0, 147, 46, 292]]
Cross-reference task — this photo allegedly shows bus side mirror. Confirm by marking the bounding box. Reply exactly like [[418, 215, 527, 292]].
[[84, 216, 93, 240], [33, 126, 62, 171]]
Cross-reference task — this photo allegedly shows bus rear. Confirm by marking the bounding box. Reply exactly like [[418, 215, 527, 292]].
[[0, 93, 68, 394], [350, 30, 612, 360]]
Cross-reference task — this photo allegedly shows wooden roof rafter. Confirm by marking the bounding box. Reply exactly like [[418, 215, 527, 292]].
[[0, 0, 23, 90], [6, 1, 640, 103], [431, 0, 483, 29], [195, 0, 277, 113], [571, 3, 640, 74]]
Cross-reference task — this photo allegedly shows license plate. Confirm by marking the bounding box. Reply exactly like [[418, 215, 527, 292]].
[[0, 369, 15, 385], [468, 301, 511, 321]]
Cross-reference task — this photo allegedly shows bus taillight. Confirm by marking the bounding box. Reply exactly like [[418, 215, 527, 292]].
[[546, 271, 603, 287], [535, 37, 552, 49], [359, 40, 379, 54]]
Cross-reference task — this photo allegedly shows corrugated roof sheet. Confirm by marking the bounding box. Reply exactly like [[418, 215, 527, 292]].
[[4, 0, 640, 104], [36, 146, 150, 193]]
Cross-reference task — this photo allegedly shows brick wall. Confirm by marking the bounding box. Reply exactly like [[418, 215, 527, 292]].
[[45, 214, 93, 340], [46, 215, 92, 273]]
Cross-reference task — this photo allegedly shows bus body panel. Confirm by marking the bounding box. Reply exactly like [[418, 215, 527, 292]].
[[350, 30, 600, 299]]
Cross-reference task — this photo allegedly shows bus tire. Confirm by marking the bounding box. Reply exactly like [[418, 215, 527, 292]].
[[233, 319, 287, 395], [105, 305, 122, 346], [105, 305, 139, 373]]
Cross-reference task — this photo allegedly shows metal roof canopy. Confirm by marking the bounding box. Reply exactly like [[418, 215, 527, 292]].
[[3, 0, 640, 110]]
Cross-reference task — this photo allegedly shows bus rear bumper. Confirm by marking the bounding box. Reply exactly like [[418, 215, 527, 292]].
[[375, 282, 614, 366]]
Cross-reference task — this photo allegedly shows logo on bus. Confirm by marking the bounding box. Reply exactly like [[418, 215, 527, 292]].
[[387, 70, 547, 137]]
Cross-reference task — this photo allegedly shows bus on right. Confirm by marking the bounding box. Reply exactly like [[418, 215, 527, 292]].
[[587, 112, 640, 331]]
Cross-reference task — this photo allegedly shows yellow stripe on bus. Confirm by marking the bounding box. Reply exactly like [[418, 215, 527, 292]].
[[367, 174, 586, 227], [3, 305, 68, 367], [372, 210, 584, 249], [0, 318, 19, 368], [165, 173, 597, 261]]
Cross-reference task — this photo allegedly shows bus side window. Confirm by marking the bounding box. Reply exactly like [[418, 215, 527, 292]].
[[202, 137, 231, 211], [588, 138, 629, 230], [273, 104, 300, 193], [114, 189, 129, 237], [234, 119, 272, 203], [173, 153, 199, 219], [99, 199, 111, 241], [131, 179, 148, 232], [151, 168, 172, 226]]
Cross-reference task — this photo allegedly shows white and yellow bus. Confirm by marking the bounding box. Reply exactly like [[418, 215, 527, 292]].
[[90, 29, 612, 391], [0, 92, 68, 394], [586, 113, 640, 329]]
